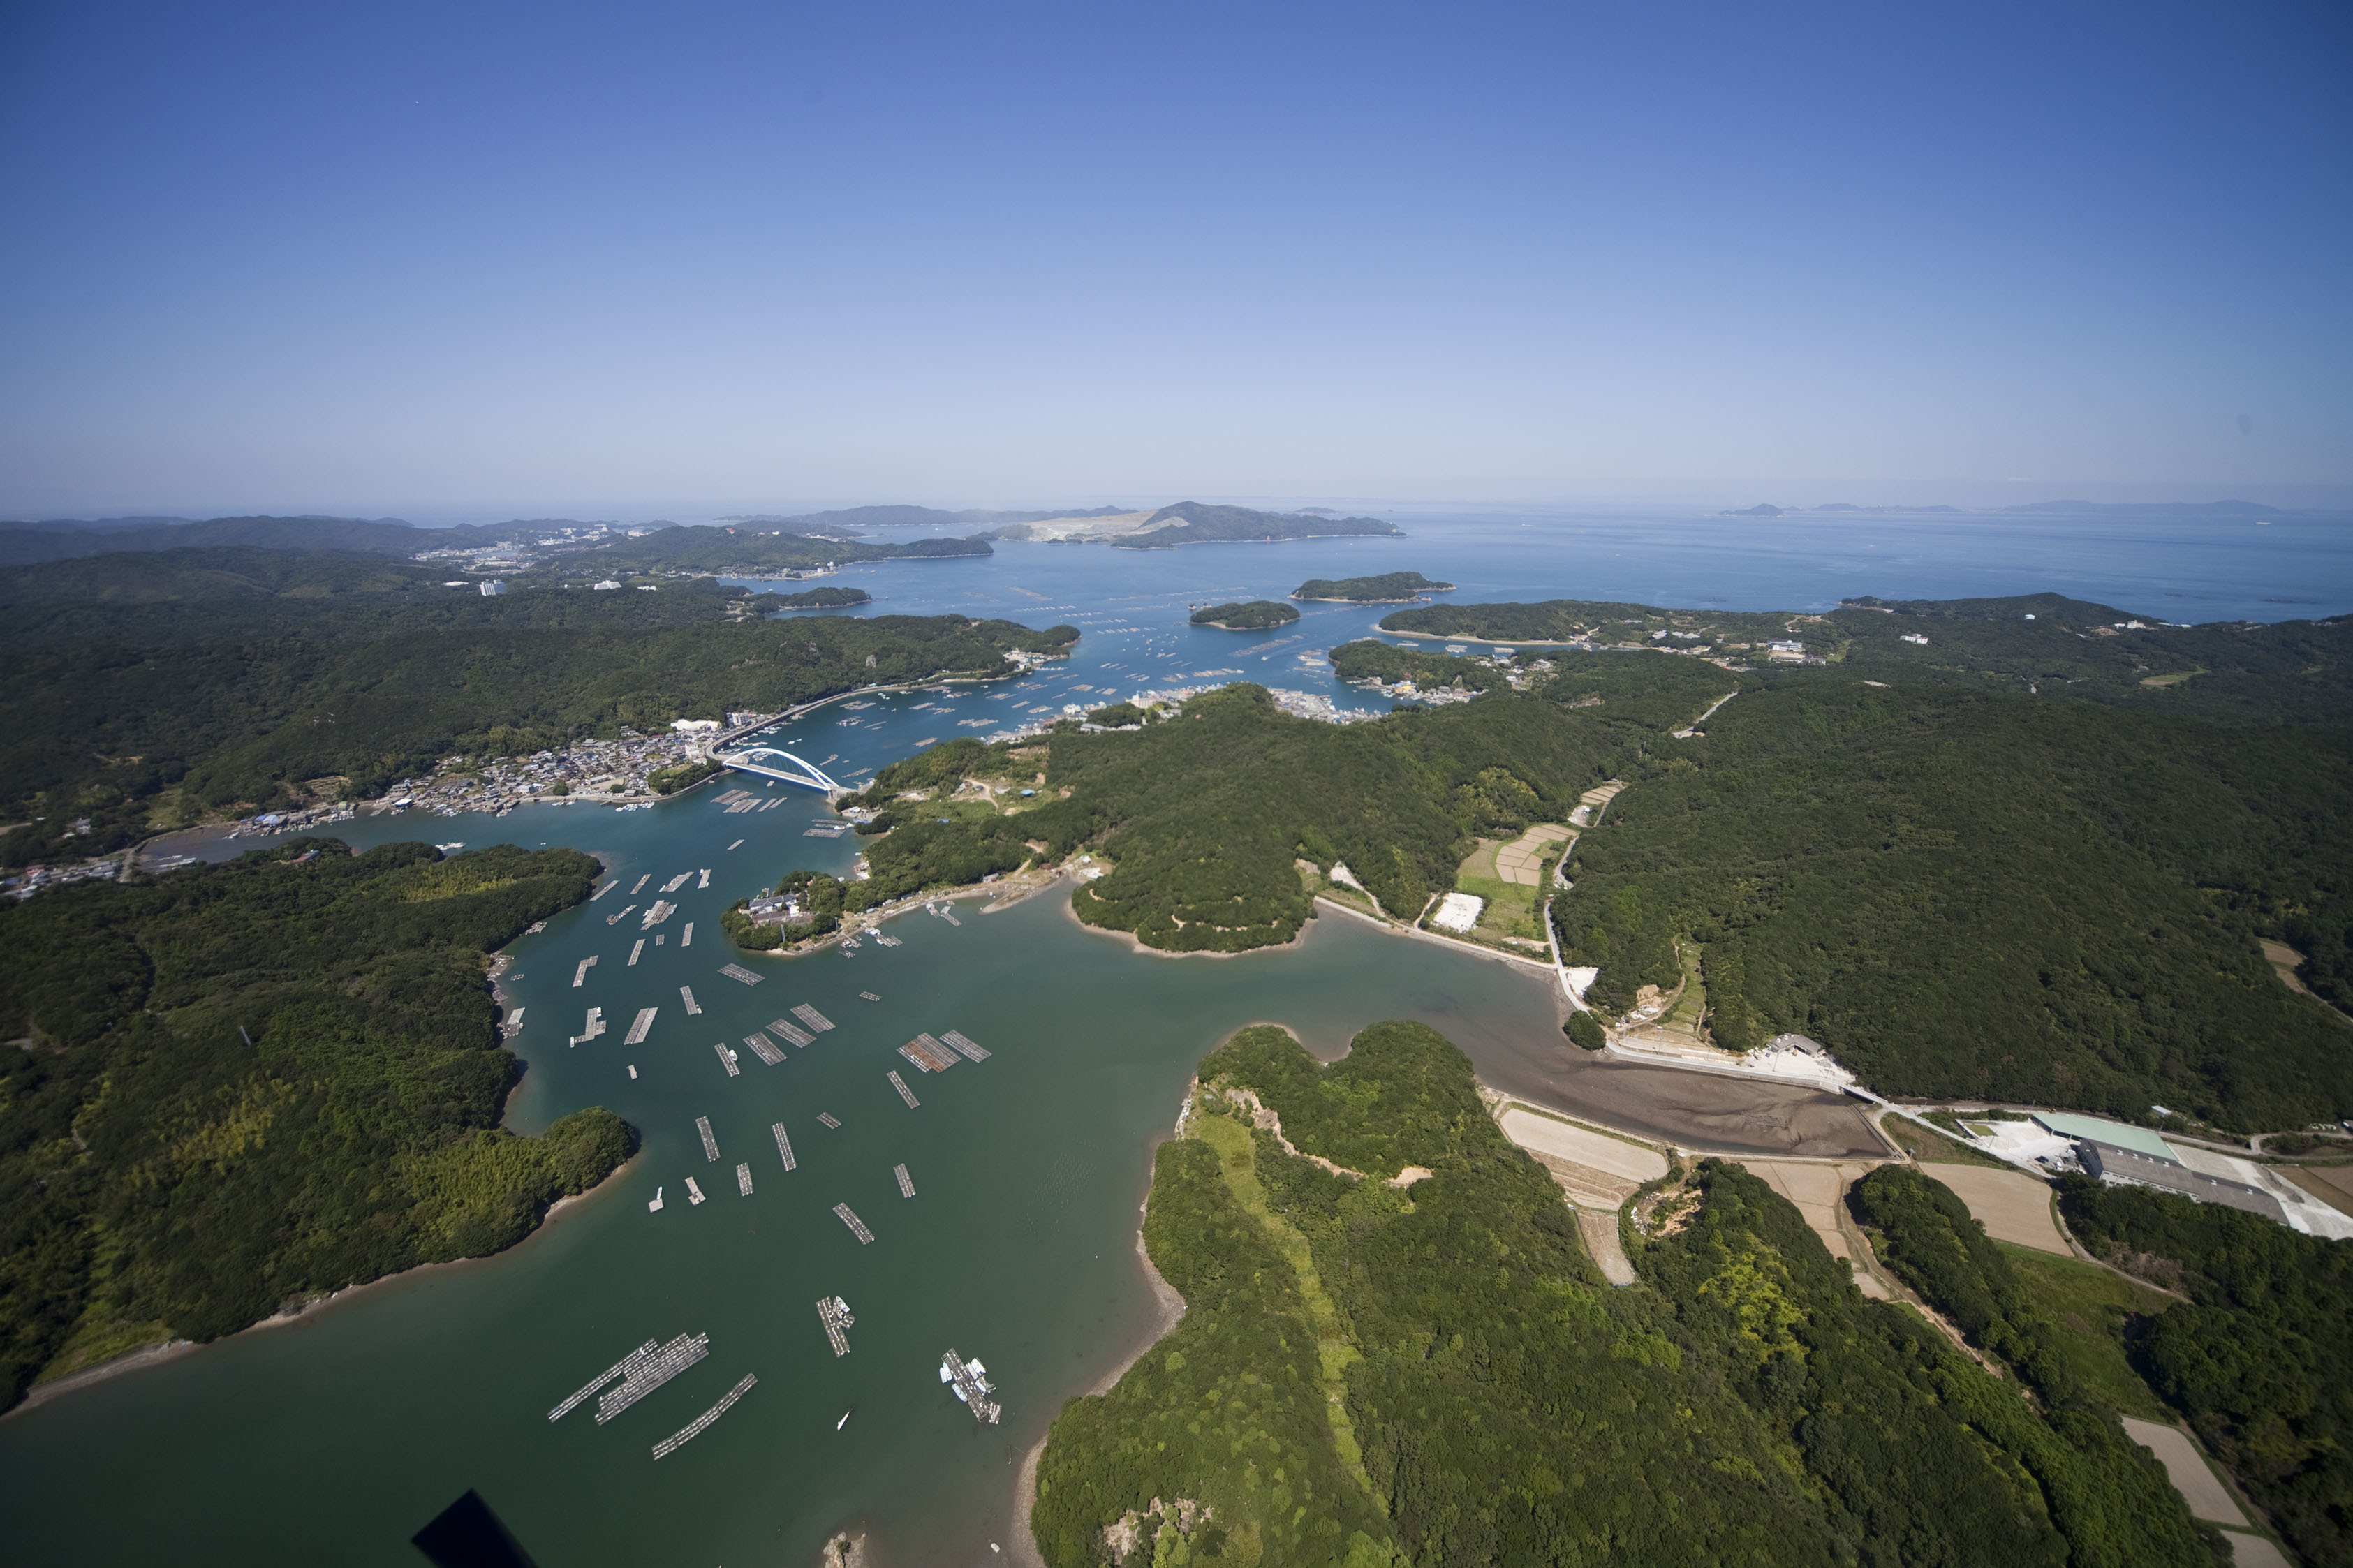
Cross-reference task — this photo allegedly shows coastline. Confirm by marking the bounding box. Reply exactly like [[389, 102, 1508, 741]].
[[2, 1150, 638, 1425], [125, 659, 1055, 865], [1008, 1226, 1188, 1568]]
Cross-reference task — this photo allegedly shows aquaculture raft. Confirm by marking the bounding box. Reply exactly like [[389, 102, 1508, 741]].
[[712, 1041, 740, 1077], [941, 1029, 990, 1062], [679, 985, 703, 1015], [816, 1296, 855, 1356], [696, 1116, 720, 1162], [887, 1071, 920, 1107], [624, 1007, 658, 1046], [772, 1123, 796, 1171], [651, 1373, 756, 1460], [768, 1018, 816, 1047], [938, 1349, 1001, 1425], [548, 1340, 658, 1421], [744, 1031, 785, 1065], [833, 1203, 874, 1243], [898, 1034, 960, 1073], [718, 963, 765, 986], [735, 1162, 753, 1196], [894, 1163, 915, 1198], [593, 1332, 709, 1425], [790, 1003, 835, 1032]]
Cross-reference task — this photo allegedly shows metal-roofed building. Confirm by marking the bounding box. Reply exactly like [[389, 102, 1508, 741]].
[[2035, 1111, 2285, 1222]]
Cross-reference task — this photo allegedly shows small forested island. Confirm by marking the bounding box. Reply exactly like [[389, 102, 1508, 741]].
[[0, 839, 632, 1411], [754, 584, 871, 609], [1291, 570, 1454, 602], [1034, 1021, 2220, 1566], [1188, 600, 1300, 630]]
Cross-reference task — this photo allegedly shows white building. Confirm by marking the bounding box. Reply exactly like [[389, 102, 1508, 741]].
[[1431, 892, 1484, 933]]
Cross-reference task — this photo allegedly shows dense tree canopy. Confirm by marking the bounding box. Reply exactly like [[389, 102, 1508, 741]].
[[1190, 600, 1301, 630], [1550, 681, 2353, 1127], [1036, 1022, 2209, 1566], [2058, 1176, 2353, 1565], [1292, 572, 1453, 602], [0, 839, 630, 1410]]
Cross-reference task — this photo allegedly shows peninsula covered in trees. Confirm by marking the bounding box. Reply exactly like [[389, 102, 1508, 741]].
[[1292, 570, 1454, 602], [843, 593, 2353, 1128], [1188, 600, 1300, 630], [0, 546, 1074, 868], [0, 839, 630, 1411], [1034, 1021, 2211, 1567]]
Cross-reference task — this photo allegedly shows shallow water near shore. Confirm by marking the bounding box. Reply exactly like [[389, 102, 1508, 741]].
[[5, 509, 2342, 1562]]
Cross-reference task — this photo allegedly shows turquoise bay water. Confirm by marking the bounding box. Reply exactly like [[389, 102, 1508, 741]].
[[6, 510, 2347, 1563], [4, 787, 1591, 1565]]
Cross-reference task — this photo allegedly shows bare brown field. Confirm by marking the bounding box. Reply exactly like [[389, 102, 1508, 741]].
[[1492, 822, 1574, 887], [2287, 1162, 2353, 1218], [2261, 938, 2314, 995], [1922, 1164, 2068, 1254]]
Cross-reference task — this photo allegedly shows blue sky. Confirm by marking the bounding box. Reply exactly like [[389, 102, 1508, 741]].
[[1, 0, 2347, 517]]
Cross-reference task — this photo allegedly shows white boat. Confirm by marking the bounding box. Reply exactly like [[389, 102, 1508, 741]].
[[836, 1409, 852, 1431]]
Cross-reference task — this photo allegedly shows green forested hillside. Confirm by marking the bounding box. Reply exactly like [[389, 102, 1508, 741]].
[[1034, 1023, 2208, 1566], [834, 598, 2349, 1123], [848, 681, 1655, 951], [0, 839, 630, 1411], [1549, 681, 2353, 1127], [1382, 596, 1804, 648], [1847, 1167, 2218, 1559], [0, 513, 440, 566], [0, 557, 1074, 866], [2058, 1176, 2353, 1566], [1389, 593, 2353, 725], [542, 524, 991, 575], [0, 545, 449, 605]]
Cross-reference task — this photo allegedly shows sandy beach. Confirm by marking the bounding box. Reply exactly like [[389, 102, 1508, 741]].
[[1007, 1225, 1188, 1568]]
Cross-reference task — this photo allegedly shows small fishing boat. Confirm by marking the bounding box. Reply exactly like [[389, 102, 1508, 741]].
[[836, 1409, 852, 1431]]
